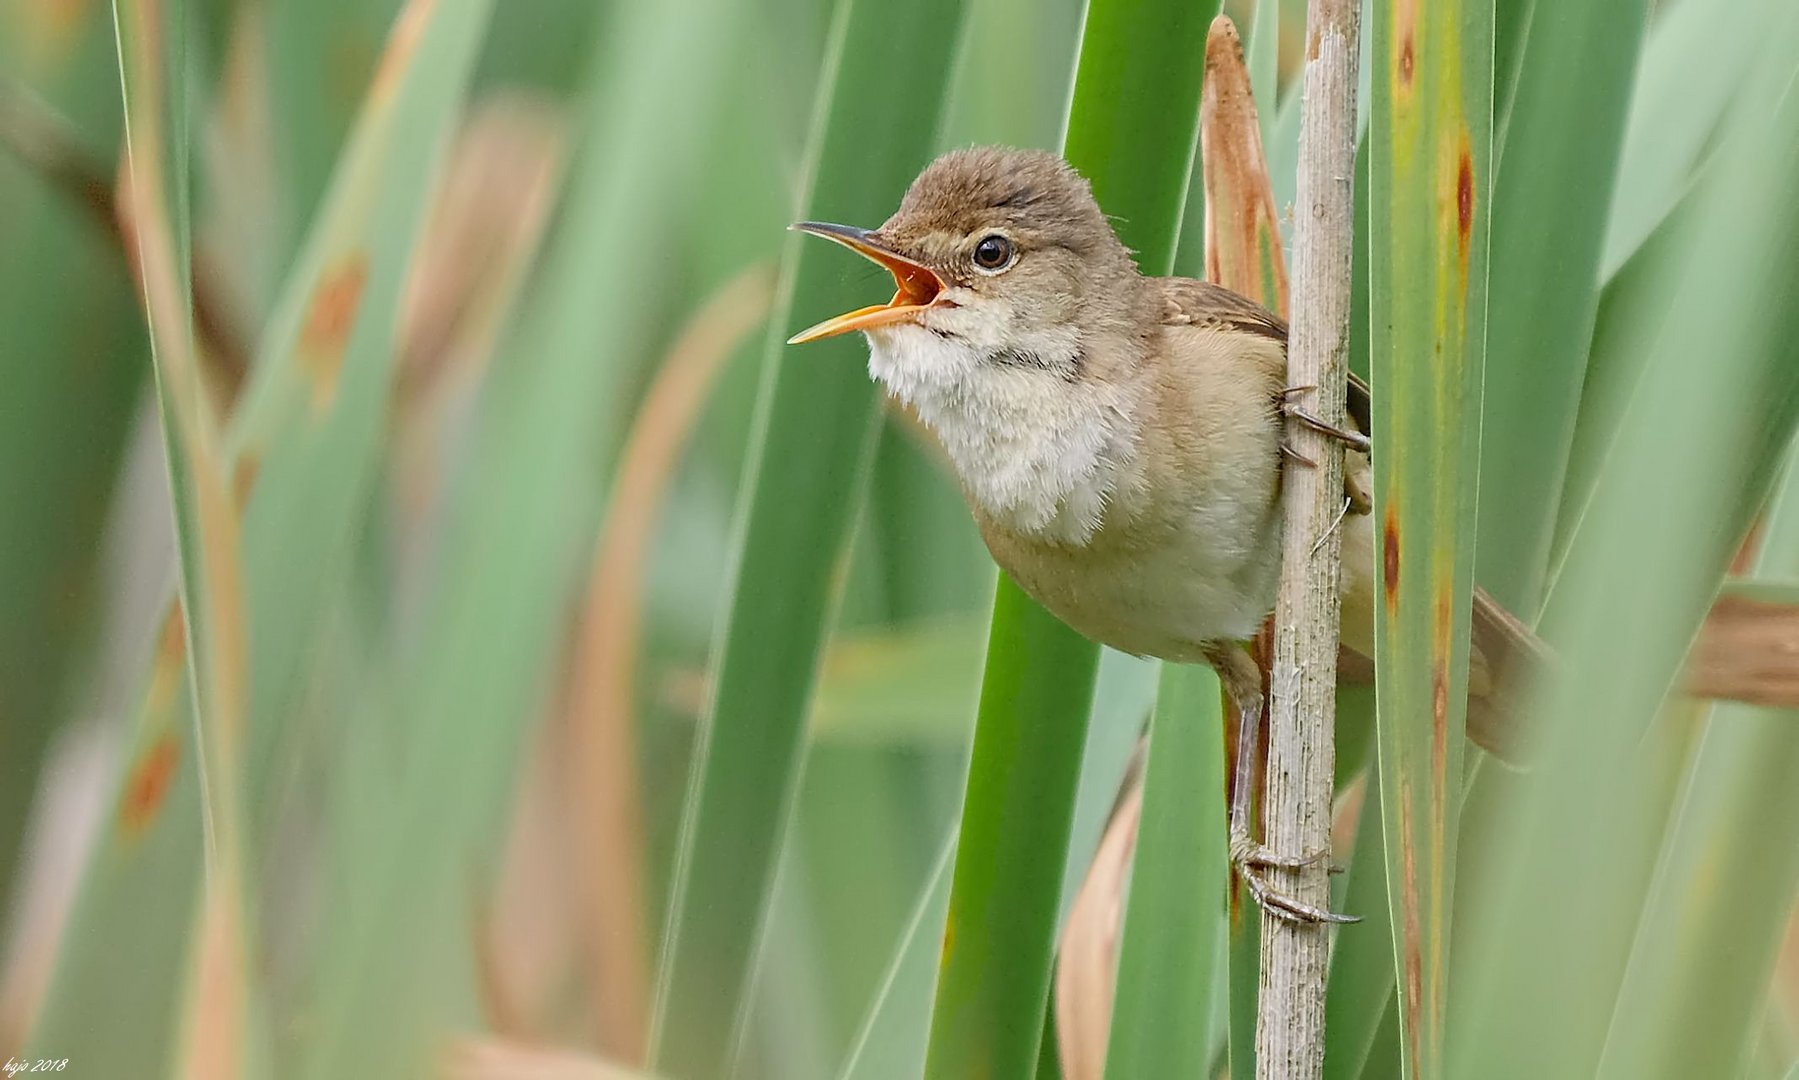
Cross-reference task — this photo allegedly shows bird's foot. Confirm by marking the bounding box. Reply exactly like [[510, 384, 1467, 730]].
[[1279, 385, 1371, 454], [1230, 829, 1359, 925], [1280, 442, 1317, 468]]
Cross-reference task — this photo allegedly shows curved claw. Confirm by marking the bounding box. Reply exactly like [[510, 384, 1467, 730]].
[[1282, 402, 1372, 455], [1230, 833, 1360, 925]]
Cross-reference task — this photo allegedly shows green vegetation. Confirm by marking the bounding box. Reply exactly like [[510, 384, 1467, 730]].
[[1, 0, 1795, 1077]]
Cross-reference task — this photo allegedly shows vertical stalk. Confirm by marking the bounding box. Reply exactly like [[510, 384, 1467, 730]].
[[1256, 0, 1361, 1076]]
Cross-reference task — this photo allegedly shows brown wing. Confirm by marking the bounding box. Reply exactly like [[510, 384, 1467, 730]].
[[1157, 276, 1372, 437], [1158, 276, 1374, 514], [1159, 276, 1288, 341]]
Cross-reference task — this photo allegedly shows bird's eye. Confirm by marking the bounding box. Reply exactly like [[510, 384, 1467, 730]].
[[972, 234, 1014, 272]]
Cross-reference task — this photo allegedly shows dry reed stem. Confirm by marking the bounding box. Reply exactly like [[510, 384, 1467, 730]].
[[1257, 0, 1362, 1076]]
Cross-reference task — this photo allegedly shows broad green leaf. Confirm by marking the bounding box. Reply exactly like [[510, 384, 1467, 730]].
[[1227, 900, 1259, 1080], [1490, 0, 1533, 150], [1560, 0, 1793, 558], [1367, 0, 1492, 1074]]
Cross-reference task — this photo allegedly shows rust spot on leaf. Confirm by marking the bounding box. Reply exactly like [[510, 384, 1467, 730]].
[[120, 730, 180, 834], [1382, 509, 1401, 612], [940, 915, 955, 971], [145, 604, 188, 717], [299, 254, 369, 413], [232, 453, 261, 509], [1432, 663, 1450, 779], [1393, 0, 1418, 98], [158, 603, 186, 663], [1396, 793, 1425, 1066], [24, 0, 93, 57], [1456, 139, 1475, 258], [1434, 589, 1454, 775], [301, 255, 368, 351]]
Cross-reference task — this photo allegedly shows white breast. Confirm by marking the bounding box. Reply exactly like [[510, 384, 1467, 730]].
[[864, 323, 1139, 546], [862, 317, 1293, 656]]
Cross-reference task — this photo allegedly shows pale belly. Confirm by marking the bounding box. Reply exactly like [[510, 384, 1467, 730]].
[[979, 508, 1286, 663]]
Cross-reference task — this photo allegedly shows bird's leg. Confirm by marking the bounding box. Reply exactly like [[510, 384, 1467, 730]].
[[1203, 642, 1358, 925], [1279, 384, 1371, 455]]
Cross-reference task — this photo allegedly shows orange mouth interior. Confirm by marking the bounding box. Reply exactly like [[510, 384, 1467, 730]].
[[787, 223, 948, 344]]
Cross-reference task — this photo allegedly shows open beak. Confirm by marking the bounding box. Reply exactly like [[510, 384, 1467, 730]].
[[786, 222, 948, 344]]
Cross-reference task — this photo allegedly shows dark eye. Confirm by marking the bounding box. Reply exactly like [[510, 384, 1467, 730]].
[[972, 234, 1014, 271]]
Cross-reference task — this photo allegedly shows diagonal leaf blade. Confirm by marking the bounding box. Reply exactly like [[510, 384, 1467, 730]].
[[1477, 0, 1649, 613]]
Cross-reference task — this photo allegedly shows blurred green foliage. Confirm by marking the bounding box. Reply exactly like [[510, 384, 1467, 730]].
[[0, 0, 1795, 1077]]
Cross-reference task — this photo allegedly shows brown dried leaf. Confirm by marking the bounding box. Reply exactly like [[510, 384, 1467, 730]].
[[1331, 595, 1799, 713], [390, 93, 566, 526], [398, 92, 567, 397], [1201, 14, 1288, 314], [1054, 780, 1143, 1080], [1683, 596, 1799, 708]]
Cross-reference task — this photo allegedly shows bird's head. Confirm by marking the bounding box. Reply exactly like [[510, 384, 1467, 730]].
[[788, 147, 1145, 398]]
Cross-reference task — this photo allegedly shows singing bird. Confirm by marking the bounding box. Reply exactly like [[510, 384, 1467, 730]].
[[788, 146, 1537, 921]]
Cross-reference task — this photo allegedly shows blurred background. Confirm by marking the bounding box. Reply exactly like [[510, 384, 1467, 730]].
[[2, 0, 1797, 1078]]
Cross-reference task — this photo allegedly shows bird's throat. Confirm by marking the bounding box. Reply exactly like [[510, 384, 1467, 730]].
[[866, 324, 1139, 545]]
